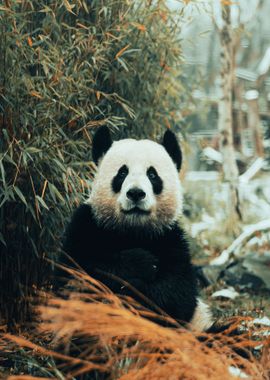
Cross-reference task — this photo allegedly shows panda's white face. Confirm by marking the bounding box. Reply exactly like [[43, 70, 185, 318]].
[[89, 138, 183, 233]]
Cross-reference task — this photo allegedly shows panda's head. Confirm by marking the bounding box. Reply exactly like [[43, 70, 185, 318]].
[[88, 126, 183, 234]]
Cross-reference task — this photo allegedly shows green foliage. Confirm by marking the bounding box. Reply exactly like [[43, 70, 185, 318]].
[[0, 0, 186, 323]]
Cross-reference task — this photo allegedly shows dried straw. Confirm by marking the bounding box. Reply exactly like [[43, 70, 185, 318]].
[[2, 268, 269, 379]]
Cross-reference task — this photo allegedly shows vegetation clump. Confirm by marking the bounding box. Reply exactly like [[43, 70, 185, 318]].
[[0, 0, 185, 323]]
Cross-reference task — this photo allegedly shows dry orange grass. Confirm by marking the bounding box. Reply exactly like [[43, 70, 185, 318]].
[[1, 267, 270, 380]]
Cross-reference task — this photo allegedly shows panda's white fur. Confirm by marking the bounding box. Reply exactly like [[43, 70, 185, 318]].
[[89, 139, 183, 233], [190, 298, 213, 331]]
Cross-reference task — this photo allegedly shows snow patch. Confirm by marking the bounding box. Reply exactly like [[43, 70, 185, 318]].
[[211, 287, 239, 300]]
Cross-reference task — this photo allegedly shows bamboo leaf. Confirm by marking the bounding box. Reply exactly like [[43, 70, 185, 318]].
[[13, 186, 27, 207], [0, 161, 6, 187], [116, 57, 129, 72], [115, 44, 131, 59], [35, 195, 49, 210]]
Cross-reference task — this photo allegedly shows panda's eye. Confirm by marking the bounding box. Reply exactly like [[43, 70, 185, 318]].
[[147, 167, 158, 180], [118, 165, 128, 178], [112, 165, 129, 193], [148, 171, 156, 180], [147, 166, 163, 194]]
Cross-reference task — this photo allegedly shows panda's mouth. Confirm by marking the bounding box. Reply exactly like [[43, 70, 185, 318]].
[[121, 207, 151, 216]]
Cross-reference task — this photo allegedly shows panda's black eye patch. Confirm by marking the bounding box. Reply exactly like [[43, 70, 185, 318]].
[[112, 165, 129, 193], [118, 165, 128, 178], [147, 166, 163, 195]]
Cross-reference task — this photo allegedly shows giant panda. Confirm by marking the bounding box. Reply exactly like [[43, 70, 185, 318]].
[[63, 126, 212, 331]]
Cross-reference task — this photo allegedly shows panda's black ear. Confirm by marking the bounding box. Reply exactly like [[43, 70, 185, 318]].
[[92, 126, 113, 165], [162, 130, 182, 171]]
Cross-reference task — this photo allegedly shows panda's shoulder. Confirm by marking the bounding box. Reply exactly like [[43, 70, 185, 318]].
[[165, 223, 190, 250], [69, 203, 95, 226], [157, 224, 192, 263], [72, 202, 93, 218], [64, 203, 97, 244]]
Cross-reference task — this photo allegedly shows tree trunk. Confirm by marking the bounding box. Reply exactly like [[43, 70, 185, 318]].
[[218, 4, 241, 224], [245, 90, 264, 158], [218, 4, 239, 182]]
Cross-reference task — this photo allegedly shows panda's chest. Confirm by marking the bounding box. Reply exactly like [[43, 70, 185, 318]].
[[95, 228, 165, 260]]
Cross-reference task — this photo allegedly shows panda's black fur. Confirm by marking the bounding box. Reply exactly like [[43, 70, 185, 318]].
[[62, 127, 202, 327], [63, 203, 197, 324]]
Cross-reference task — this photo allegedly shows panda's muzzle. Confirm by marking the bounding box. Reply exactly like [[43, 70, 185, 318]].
[[126, 188, 146, 203], [119, 184, 153, 215]]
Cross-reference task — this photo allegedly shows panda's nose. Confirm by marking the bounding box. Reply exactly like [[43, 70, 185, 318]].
[[126, 188, 146, 202]]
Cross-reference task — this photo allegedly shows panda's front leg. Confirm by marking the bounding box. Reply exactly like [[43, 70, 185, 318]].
[[143, 267, 198, 324]]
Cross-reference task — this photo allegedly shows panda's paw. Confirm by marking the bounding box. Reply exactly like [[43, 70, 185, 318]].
[[120, 278, 145, 292], [119, 248, 159, 281]]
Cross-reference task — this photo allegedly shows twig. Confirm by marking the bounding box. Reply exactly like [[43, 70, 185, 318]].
[[211, 219, 270, 266]]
